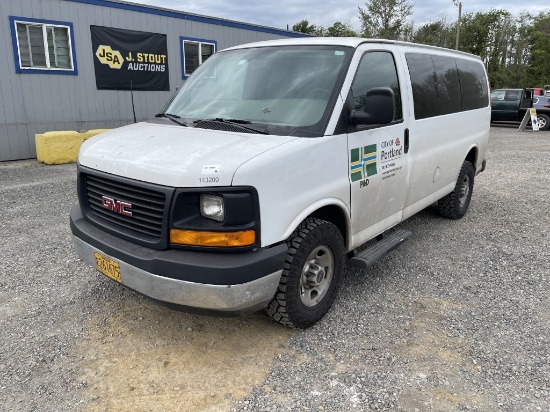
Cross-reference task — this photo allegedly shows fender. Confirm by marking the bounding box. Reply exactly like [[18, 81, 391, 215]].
[[281, 198, 352, 249]]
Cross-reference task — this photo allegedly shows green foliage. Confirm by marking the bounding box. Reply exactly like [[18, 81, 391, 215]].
[[528, 11, 550, 87], [358, 0, 414, 40], [326, 22, 358, 37], [293, 19, 356, 37], [296, 5, 549, 89], [292, 19, 317, 34], [412, 20, 455, 48]]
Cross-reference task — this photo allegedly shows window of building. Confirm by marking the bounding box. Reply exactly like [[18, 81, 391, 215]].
[[10, 16, 77, 74], [181, 37, 217, 78]]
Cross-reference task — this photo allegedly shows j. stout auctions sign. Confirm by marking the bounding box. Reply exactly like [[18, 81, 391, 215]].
[[90, 26, 169, 91]]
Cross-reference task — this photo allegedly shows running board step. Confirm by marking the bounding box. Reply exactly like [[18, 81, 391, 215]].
[[349, 230, 412, 269]]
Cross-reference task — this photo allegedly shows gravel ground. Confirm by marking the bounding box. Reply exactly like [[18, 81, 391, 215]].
[[1, 125, 549, 411]]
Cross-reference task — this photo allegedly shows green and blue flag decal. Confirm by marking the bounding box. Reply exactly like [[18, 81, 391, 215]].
[[350, 144, 377, 182]]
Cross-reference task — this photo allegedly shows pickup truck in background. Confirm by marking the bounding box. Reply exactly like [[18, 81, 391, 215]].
[[491, 88, 550, 130]]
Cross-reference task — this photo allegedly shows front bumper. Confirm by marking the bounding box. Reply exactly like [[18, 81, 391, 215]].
[[70, 205, 287, 313]]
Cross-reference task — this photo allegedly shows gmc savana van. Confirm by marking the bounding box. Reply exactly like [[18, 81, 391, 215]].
[[71, 38, 490, 328]]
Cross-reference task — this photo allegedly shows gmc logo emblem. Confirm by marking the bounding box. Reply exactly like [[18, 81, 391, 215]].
[[101, 196, 133, 217]]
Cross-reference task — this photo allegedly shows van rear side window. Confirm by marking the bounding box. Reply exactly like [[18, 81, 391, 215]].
[[456, 59, 489, 111], [432, 55, 461, 115], [406, 53, 488, 119]]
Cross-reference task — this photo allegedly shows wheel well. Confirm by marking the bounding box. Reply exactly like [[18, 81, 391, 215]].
[[465, 147, 477, 168], [309, 205, 348, 248]]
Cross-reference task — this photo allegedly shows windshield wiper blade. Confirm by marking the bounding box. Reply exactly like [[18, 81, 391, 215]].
[[154, 112, 188, 127], [209, 117, 251, 124], [196, 118, 269, 134]]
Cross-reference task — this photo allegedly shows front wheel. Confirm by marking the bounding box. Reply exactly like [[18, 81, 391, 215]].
[[265, 218, 344, 329], [438, 161, 475, 219]]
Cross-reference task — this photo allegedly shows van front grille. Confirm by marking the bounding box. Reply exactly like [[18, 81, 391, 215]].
[[84, 174, 166, 241]]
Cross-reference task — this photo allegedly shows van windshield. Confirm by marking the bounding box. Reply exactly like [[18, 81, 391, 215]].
[[164, 45, 353, 136]]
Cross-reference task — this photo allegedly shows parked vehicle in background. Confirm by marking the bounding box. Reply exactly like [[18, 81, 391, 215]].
[[533, 96, 550, 110], [491, 88, 550, 130]]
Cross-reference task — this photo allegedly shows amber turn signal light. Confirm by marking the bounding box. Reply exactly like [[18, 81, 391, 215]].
[[170, 229, 255, 247]]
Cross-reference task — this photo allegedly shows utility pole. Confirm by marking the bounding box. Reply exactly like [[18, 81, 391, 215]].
[[453, 1, 462, 50]]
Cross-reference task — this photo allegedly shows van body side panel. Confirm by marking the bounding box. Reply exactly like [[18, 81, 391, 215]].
[[404, 110, 488, 208], [401, 49, 490, 210], [232, 136, 350, 248]]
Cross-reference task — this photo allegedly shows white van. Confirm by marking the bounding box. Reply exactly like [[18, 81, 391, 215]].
[[71, 38, 490, 328]]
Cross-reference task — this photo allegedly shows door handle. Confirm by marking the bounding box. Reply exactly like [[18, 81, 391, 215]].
[[404, 128, 409, 154]]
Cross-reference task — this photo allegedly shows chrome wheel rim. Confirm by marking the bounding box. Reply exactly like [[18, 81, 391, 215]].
[[459, 174, 471, 207], [300, 245, 334, 307], [537, 115, 547, 129]]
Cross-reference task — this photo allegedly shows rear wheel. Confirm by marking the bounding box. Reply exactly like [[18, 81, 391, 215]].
[[265, 218, 344, 329], [537, 114, 549, 131], [438, 161, 475, 219]]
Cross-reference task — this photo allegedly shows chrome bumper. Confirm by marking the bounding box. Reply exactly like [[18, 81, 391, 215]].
[[73, 237, 282, 312]]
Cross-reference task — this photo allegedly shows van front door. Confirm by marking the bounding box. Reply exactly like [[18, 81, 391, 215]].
[[345, 47, 410, 248]]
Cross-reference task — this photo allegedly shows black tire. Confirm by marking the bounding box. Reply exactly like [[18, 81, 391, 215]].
[[537, 114, 550, 131], [438, 161, 475, 219], [265, 218, 344, 329]]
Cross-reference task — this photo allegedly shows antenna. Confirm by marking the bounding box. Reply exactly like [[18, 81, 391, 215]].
[[130, 80, 137, 123]]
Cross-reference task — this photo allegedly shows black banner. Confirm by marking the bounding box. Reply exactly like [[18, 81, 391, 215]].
[[90, 26, 169, 91]]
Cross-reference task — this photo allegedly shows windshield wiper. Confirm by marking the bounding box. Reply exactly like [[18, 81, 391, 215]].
[[209, 117, 251, 124], [196, 118, 269, 134], [154, 112, 188, 127]]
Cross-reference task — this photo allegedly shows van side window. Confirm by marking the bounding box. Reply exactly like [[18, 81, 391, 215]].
[[406, 53, 489, 118], [432, 56, 461, 115], [351, 51, 403, 124], [455, 59, 489, 111], [405, 54, 439, 119]]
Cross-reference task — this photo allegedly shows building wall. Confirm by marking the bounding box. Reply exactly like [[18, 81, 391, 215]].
[[0, 0, 304, 161]]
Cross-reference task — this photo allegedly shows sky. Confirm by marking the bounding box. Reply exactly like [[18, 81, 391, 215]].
[[128, 0, 549, 32]]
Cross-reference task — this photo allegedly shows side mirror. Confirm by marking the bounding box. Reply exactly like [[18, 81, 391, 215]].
[[350, 87, 395, 126]]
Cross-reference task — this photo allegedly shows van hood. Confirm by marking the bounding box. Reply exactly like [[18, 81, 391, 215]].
[[78, 122, 298, 187]]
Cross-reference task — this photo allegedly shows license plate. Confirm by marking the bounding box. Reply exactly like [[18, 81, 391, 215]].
[[93, 251, 122, 283]]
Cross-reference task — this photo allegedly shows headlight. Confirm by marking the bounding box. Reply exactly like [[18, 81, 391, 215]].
[[200, 194, 224, 222], [170, 187, 259, 250]]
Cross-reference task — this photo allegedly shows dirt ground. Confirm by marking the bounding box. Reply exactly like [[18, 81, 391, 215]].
[[81, 299, 293, 411]]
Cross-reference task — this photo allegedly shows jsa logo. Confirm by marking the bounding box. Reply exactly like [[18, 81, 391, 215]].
[[101, 196, 132, 216], [96, 45, 124, 69]]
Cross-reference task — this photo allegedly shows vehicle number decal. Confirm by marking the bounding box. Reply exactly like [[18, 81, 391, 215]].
[[199, 177, 219, 183]]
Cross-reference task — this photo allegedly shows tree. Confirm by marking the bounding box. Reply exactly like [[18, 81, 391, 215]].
[[527, 11, 550, 87], [358, 0, 414, 40], [326, 21, 358, 37], [412, 19, 455, 48], [292, 19, 317, 34]]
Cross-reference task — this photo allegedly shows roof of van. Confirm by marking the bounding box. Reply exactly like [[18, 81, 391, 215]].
[[223, 37, 480, 59]]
